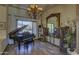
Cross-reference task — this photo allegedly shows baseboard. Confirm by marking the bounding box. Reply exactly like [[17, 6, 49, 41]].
[[46, 41, 60, 48]]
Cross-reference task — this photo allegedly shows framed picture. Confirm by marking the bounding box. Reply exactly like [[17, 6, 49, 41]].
[[0, 22, 7, 30]]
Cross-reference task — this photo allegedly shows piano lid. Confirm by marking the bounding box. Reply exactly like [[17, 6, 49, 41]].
[[9, 25, 28, 35]]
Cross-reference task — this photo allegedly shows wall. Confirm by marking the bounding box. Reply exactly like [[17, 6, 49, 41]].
[[42, 4, 76, 27], [0, 5, 8, 54], [76, 5, 79, 54], [0, 5, 36, 54], [8, 5, 38, 32], [42, 4, 77, 52], [8, 5, 27, 32]]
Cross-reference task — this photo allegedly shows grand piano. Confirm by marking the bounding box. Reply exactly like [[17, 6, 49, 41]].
[[9, 25, 35, 50]]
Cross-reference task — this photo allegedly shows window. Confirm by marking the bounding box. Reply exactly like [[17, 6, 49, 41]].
[[17, 20, 23, 28], [47, 23, 54, 34], [17, 20, 37, 35], [17, 20, 32, 33]]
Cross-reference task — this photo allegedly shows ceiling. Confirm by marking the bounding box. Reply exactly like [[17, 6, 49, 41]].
[[12, 4, 56, 11]]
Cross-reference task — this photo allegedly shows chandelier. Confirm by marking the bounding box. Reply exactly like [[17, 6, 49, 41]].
[[27, 4, 43, 19]]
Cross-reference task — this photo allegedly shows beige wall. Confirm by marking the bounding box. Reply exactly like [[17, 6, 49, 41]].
[[8, 5, 31, 32], [42, 4, 76, 27], [0, 5, 8, 54], [42, 4, 79, 54], [76, 5, 79, 53], [8, 5, 39, 33], [0, 6, 7, 39]]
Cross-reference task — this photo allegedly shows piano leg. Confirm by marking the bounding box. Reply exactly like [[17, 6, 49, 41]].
[[33, 40, 34, 46], [24, 40, 29, 49], [24, 42, 28, 53], [14, 40, 16, 44], [18, 41, 21, 50]]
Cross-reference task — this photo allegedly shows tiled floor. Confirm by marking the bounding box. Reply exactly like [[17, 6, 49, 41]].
[[3, 40, 63, 55]]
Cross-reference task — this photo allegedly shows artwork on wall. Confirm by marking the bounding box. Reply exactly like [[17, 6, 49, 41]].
[[0, 22, 7, 30]]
